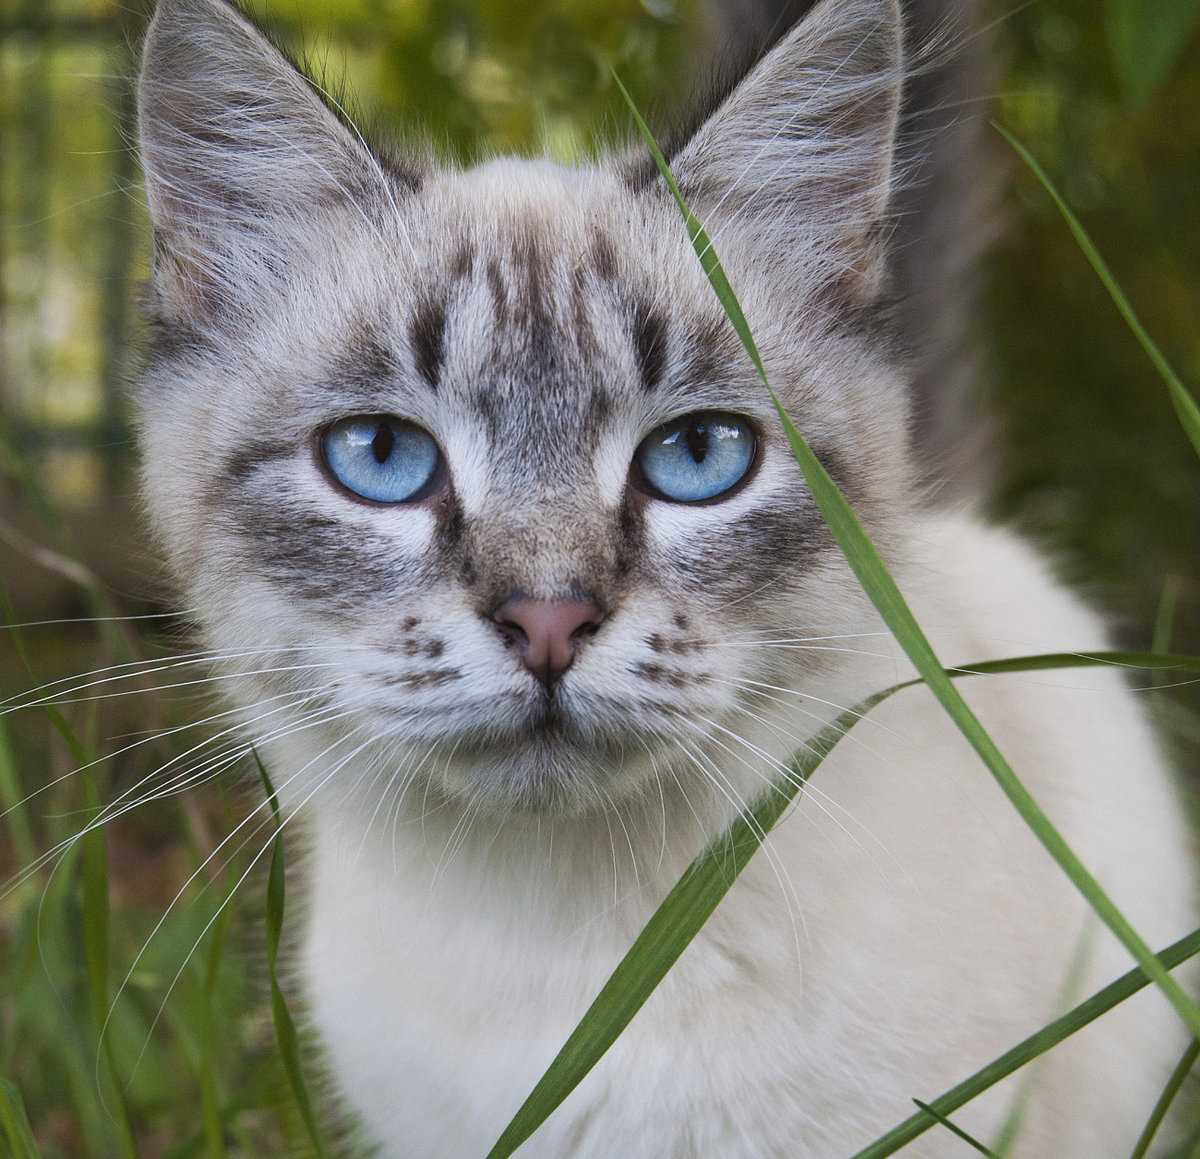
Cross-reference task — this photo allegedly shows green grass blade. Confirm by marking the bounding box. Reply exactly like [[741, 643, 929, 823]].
[[0, 1078, 43, 1159], [1129, 1037, 1200, 1159], [767, 407, 1199, 1044], [852, 926, 1200, 1159], [995, 122, 1200, 460], [949, 650, 1200, 677], [912, 1100, 999, 1157], [1152, 578, 1185, 709], [255, 755, 330, 1159], [608, 73, 769, 382], [0, 713, 37, 873], [82, 775, 139, 1159], [198, 849, 237, 1159], [82, 777, 110, 1021], [620, 86, 1200, 1040], [1153, 577, 1184, 657], [198, 1032, 228, 1159], [488, 81, 1200, 1156], [990, 925, 1097, 1159]]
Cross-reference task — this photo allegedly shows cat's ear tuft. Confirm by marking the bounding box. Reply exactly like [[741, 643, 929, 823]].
[[667, 0, 904, 303], [137, 0, 413, 325]]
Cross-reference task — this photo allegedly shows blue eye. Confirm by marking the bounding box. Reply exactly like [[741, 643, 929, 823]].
[[634, 412, 756, 503], [321, 415, 440, 503]]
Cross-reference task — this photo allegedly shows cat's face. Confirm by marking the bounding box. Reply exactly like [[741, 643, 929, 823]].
[[137, 0, 912, 816]]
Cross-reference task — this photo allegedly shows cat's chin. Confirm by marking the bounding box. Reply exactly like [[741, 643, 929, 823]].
[[435, 724, 652, 817]]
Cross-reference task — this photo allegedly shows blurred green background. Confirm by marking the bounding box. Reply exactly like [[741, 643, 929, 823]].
[[1, 0, 1197, 647], [0, 0, 1198, 1154]]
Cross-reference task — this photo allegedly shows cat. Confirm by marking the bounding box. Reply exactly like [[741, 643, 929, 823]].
[[133, 0, 1197, 1155]]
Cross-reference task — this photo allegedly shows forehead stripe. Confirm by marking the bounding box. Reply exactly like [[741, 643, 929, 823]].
[[632, 298, 668, 393], [410, 293, 447, 390]]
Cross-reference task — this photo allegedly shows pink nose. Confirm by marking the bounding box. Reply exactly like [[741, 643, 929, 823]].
[[492, 597, 605, 686]]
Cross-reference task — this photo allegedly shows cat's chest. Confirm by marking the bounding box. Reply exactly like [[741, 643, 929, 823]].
[[294, 739, 1064, 1159]]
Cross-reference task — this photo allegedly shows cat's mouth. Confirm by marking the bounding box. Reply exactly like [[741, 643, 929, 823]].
[[521, 689, 576, 734], [490, 695, 608, 758], [430, 692, 654, 813]]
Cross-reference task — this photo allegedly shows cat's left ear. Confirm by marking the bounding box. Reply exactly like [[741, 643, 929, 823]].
[[665, 0, 903, 303], [137, 0, 413, 326]]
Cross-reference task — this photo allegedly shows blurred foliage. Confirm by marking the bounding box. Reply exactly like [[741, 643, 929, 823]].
[[1104, 0, 1200, 110], [0, 0, 1199, 1153], [0, 617, 325, 1157], [0, 0, 696, 517], [988, 0, 1200, 703], [259, 0, 700, 161]]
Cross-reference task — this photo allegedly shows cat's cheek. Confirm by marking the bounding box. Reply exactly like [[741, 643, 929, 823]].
[[297, 482, 446, 595], [364, 506, 442, 566], [639, 486, 781, 592], [327, 610, 538, 734]]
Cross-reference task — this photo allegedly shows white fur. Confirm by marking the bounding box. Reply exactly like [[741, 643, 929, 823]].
[[302, 513, 1194, 1157]]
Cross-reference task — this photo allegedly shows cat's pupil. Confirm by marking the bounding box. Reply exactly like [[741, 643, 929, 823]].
[[685, 421, 708, 464], [372, 423, 394, 465]]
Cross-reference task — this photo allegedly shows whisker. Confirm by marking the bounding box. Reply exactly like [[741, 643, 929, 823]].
[[1, 646, 366, 714], [686, 710, 905, 897], [0, 611, 184, 633], [111, 719, 381, 1083], [2, 692, 352, 901], [661, 722, 808, 959]]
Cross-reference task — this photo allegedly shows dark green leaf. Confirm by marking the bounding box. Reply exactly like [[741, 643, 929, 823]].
[[996, 122, 1200, 462], [1105, 0, 1200, 109], [256, 754, 330, 1159]]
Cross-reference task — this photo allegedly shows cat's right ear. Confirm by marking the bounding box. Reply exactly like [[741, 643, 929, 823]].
[[657, 0, 903, 306], [137, 0, 416, 326]]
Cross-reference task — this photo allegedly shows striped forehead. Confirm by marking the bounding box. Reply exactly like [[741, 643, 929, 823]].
[[329, 171, 749, 481], [410, 204, 737, 393], [418, 224, 654, 387], [416, 227, 632, 479]]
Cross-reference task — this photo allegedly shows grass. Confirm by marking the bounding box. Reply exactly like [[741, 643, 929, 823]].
[[0, 617, 339, 1158]]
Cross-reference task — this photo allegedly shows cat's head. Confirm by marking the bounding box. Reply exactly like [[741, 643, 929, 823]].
[[135, 0, 913, 818]]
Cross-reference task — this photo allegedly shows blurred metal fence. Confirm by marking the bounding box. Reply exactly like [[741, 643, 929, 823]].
[[1, 1, 144, 508]]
